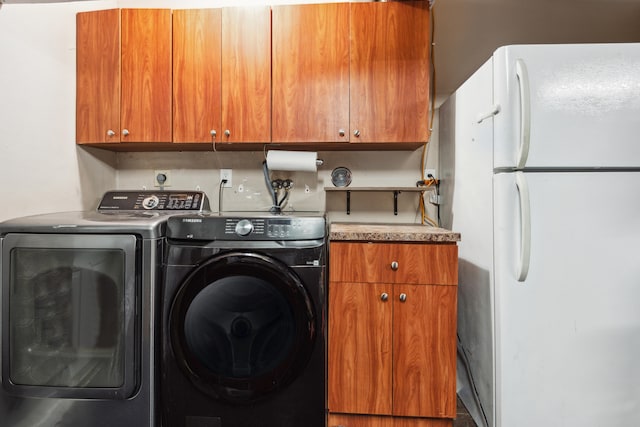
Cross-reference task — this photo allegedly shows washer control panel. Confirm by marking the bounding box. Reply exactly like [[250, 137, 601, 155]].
[[168, 215, 326, 241], [98, 190, 210, 212]]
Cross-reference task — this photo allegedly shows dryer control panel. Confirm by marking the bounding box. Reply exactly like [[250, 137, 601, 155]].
[[98, 190, 210, 212]]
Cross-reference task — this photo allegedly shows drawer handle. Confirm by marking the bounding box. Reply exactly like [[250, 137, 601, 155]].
[[380, 292, 389, 302], [391, 261, 399, 271], [399, 293, 407, 302]]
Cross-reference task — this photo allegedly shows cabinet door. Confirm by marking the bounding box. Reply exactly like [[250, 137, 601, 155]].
[[173, 9, 222, 143], [76, 9, 120, 144], [221, 6, 271, 143], [393, 284, 457, 418], [328, 281, 392, 415], [350, 1, 431, 143], [121, 9, 172, 143], [272, 3, 349, 143]]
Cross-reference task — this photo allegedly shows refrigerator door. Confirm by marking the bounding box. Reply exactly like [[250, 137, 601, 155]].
[[493, 43, 640, 169], [493, 171, 640, 427]]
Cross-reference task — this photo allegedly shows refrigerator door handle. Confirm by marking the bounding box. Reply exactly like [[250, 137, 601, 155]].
[[515, 171, 531, 281], [515, 59, 531, 169]]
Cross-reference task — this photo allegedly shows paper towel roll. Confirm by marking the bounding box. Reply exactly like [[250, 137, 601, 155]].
[[266, 150, 319, 172]]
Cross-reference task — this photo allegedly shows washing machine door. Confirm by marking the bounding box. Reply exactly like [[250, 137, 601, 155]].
[[170, 251, 316, 403]]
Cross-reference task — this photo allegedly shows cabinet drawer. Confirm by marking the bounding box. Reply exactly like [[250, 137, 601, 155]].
[[329, 242, 457, 285]]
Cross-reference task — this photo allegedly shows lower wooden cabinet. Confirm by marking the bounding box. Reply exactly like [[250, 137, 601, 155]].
[[328, 242, 458, 426]]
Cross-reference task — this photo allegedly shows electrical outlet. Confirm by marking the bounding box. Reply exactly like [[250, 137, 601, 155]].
[[220, 169, 232, 188], [154, 170, 171, 187]]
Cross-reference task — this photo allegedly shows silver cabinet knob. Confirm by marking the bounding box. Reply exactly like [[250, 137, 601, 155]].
[[353, 129, 361, 137], [210, 129, 217, 137], [338, 129, 345, 137], [399, 293, 407, 302], [122, 129, 130, 136], [380, 292, 389, 302], [106, 129, 116, 137], [224, 129, 231, 137], [391, 261, 399, 271]]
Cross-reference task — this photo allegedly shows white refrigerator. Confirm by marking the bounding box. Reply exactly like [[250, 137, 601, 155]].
[[439, 43, 640, 427]]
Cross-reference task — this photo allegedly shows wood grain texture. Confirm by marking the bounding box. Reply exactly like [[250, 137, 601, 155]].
[[328, 414, 452, 427], [173, 9, 222, 143], [328, 281, 392, 415], [328, 413, 393, 427], [393, 284, 457, 418], [272, 3, 350, 143], [350, 1, 431, 143], [76, 9, 120, 144], [121, 9, 172, 143], [329, 242, 457, 285], [221, 6, 271, 143]]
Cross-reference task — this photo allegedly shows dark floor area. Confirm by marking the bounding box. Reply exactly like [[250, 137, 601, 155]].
[[454, 396, 477, 427]]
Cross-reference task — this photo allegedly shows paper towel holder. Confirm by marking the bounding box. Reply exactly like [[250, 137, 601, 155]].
[[265, 150, 323, 172]]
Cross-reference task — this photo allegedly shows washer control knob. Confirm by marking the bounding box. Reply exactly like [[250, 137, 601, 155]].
[[235, 219, 253, 236]]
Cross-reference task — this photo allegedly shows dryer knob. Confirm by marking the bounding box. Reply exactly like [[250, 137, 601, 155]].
[[235, 219, 254, 236]]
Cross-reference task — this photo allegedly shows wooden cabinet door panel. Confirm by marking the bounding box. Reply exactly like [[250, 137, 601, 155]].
[[76, 9, 120, 143], [328, 414, 393, 427], [395, 417, 453, 427], [173, 9, 222, 143], [350, 1, 430, 143], [272, 3, 349, 143], [121, 9, 172, 143], [330, 242, 395, 284], [393, 284, 457, 418], [328, 282, 392, 415], [330, 242, 457, 285], [221, 6, 271, 143]]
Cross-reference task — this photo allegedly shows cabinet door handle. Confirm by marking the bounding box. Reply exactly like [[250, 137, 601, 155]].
[[399, 293, 407, 302], [224, 129, 231, 137], [391, 261, 399, 271], [380, 292, 389, 302], [210, 129, 217, 137], [353, 129, 360, 137], [122, 129, 130, 136], [106, 129, 116, 137]]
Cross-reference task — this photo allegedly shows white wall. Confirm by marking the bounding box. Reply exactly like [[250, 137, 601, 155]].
[[0, 0, 440, 225], [0, 1, 118, 222]]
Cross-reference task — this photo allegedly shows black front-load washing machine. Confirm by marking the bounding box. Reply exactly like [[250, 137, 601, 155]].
[[161, 213, 327, 427]]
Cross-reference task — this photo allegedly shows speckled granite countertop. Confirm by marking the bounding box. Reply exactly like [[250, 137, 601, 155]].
[[329, 223, 461, 243]]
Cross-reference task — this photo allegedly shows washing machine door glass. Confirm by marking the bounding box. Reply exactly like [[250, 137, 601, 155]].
[[170, 252, 316, 403]]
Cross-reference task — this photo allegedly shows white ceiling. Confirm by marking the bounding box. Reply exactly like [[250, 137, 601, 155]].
[[433, 0, 640, 105]]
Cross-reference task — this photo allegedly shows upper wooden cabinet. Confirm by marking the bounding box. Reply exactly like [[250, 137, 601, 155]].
[[77, 3, 430, 149], [350, 1, 431, 144], [221, 6, 271, 144], [76, 9, 172, 144], [272, 3, 350, 143], [172, 9, 222, 144], [172, 7, 271, 144], [272, 1, 431, 146]]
